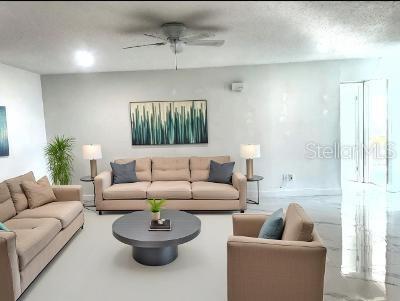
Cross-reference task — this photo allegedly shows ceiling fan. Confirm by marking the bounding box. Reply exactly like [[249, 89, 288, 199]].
[[123, 22, 225, 70]]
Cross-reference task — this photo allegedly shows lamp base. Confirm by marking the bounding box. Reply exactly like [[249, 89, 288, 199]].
[[90, 160, 97, 178], [246, 159, 254, 179]]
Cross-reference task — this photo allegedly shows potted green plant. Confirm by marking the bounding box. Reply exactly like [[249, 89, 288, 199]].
[[147, 198, 166, 221], [44, 135, 75, 185]]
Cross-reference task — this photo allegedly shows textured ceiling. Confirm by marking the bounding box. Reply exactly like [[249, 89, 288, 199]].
[[0, 1, 399, 74]]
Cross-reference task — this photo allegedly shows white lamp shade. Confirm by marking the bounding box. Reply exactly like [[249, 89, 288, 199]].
[[82, 144, 102, 160], [240, 144, 260, 159]]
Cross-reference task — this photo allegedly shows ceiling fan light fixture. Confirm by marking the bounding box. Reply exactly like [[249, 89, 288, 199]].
[[170, 40, 184, 54], [162, 22, 187, 39], [122, 21, 225, 71]]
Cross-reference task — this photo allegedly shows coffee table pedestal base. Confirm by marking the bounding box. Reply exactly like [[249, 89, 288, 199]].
[[132, 245, 178, 266]]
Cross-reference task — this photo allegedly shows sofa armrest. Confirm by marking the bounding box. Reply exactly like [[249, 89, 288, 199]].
[[232, 213, 268, 237], [232, 172, 247, 210], [52, 185, 82, 202], [94, 171, 112, 204], [0, 231, 21, 301], [227, 236, 326, 301]]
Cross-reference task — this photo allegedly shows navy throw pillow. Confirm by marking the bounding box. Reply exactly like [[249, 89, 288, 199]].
[[258, 208, 284, 240], [110, 161, 138, 184], [208, 160, 235, 184]]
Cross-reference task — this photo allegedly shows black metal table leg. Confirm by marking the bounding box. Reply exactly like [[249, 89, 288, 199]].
[[246, 175, 263, 205]]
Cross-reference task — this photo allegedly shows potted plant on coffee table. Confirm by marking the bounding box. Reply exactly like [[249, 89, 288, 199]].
[[147, 198, 166, 221]]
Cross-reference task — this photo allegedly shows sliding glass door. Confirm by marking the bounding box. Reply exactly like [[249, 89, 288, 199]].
[[340, 83, 363, 183], [363, 80, 388, 186]]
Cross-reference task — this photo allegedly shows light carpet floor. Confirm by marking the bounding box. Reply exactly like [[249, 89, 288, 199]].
[[20, 210, 233, 301]]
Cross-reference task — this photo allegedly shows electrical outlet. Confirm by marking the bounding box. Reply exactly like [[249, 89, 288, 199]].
[[280, 173, 294, 188]]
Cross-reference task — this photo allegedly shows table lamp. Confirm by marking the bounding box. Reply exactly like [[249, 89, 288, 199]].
[[240, 144, 260, 179], [82, 144, 102, 178]]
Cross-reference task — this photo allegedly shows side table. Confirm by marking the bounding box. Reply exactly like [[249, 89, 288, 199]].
[[80, 176, 95, 208], [246, 175, 264, 205]]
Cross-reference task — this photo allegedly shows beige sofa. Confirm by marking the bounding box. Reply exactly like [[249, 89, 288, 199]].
[[0, 174, 84, 301], [227, 203, 326, 301], [95, 156, 247, 214]]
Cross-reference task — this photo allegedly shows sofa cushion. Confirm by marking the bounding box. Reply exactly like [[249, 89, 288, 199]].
[[4, 218, 62, 269], [6, 171, 35, 213], [152, 157, 190, 181], [190, 156, 231, 182], [22, 177, 56, 209], [114, 158, 151, 181], [110, 161, 138, 184], [0, 181, 16, 222], [147, 181, 191, 199], [103, 182, 150, 200], [14, 201, 83, 229], [191, 181, 239, 200], [282, 203, 314, 242]]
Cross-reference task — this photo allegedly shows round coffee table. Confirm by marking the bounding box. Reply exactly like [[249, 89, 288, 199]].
[[112, 210, 201, 266]]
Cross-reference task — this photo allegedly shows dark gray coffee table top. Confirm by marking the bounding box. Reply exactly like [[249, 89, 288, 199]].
[[112, 210, 201, 248]]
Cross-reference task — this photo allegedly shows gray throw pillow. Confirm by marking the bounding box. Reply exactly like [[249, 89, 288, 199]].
[[258, 208, 284, 239], [208, 160, 235, 184], [110, 161, 138, 184]]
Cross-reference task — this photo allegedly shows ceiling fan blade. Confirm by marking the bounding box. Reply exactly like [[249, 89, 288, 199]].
[[123, 42, 166, 49], [181, 32, 215, 41], [144, 33, 167, 41], [184, 40, 225, 47]]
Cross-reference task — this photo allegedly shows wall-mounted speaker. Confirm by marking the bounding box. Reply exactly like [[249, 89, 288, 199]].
[[231, 82, 244, 92]]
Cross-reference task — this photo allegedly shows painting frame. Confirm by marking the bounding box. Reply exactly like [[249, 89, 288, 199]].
[[130, 100, 208, 146], [0, 106, 9, 157]]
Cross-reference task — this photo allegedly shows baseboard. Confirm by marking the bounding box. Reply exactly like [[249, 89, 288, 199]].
[[84, 188, 342, 202], [247, 188, 342, 198]]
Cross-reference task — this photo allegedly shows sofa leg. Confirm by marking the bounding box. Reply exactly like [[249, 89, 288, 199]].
[[98, 210, 102, 215], [81, 225, 84, 230], [240, 210, 245, 213]]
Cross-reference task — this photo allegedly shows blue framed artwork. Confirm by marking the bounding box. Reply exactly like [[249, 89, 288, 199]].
[[0, 106, 9, 157]]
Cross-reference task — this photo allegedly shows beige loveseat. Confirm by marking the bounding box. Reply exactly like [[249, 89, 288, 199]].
[[0, 172, 84, 301], [227, 203, 326, 301], [95, 156, 247, 214]]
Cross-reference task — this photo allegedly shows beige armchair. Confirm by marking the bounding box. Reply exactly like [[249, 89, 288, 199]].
[[227, 204, 326, 301]]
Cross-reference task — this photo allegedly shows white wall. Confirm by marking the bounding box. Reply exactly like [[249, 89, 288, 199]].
[[0, 63, 48, 181], [41, 59, 379, 197]]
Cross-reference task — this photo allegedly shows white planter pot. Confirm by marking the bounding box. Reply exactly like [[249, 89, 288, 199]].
[[151, 211, 160, 221]]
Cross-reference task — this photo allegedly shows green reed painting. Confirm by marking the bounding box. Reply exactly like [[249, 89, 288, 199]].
[[0, 106, 9, 156], [130, 100, 208, 145]]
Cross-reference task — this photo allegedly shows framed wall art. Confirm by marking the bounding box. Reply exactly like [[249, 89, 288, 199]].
[[130, 100, 208, 145], [0, 106, 9, 157]]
